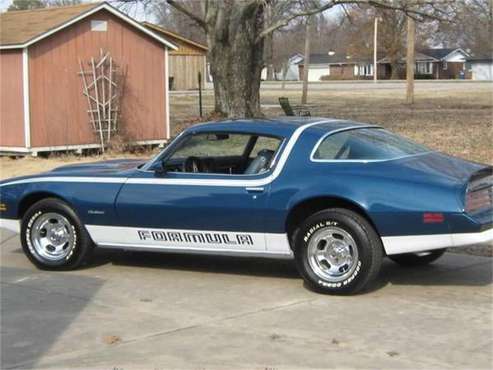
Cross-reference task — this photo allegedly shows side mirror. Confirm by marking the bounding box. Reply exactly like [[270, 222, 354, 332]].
[[153, 161, 167, 175]]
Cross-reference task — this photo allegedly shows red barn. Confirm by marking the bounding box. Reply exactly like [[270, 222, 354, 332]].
[[0, 2, 177, 155]]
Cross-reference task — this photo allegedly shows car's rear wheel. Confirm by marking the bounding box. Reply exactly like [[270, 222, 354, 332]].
[[388, 249, 446, 266], [293, 208, 383, 295], [21, 198, 93, 270]]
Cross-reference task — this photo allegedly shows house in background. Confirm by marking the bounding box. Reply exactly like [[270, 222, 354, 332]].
[[295, 48, 471, 81], [466, 56, 493, 80], [398, 48, 470, 79], [297, 53, 339, 81], [143, 22, 208, 90], [297, 51, 387, 81], [0, 2, 177, 155], [271, 53, 303, 81]]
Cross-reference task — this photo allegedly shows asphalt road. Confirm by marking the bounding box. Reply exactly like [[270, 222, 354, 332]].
[[1, 227, 492, 369], [172, 80, 491, 96], [260, 80, 492, 91]]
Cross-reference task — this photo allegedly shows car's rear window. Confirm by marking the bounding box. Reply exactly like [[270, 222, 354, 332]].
[[313, 128, 429, 161]]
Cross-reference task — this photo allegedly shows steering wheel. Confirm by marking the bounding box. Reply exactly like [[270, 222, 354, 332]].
[[183, 156, 204, 173]]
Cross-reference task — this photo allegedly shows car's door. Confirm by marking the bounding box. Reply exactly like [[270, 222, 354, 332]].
[[104, 131, 284, 255]]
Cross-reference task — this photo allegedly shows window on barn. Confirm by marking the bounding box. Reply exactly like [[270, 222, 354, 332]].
[[416, 61, 433, 74], [91, 20, 108, 32]]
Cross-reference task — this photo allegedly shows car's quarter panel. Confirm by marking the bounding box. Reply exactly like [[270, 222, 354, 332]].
[[266, 125, 491, 255]]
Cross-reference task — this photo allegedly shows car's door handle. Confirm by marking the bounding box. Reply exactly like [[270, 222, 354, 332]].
[[246, 187, 264, 193]]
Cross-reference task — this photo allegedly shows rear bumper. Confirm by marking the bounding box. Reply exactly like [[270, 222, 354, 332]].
[[382, 228, 493, 255]]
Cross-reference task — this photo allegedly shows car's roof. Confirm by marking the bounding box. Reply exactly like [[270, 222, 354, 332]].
[[190, 117, 376, 138]]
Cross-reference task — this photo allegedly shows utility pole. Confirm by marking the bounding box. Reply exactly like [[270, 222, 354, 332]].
[[373, 17, 379, 82], [406, 16, 415, 104], [301, 16, 312, 105]]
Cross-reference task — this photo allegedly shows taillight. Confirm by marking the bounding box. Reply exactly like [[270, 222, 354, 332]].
[[465, 170, 493, 214]]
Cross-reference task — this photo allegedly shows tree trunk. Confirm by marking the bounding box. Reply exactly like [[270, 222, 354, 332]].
[[264, 2, 275, 81], [406, 16, 415, 104], [207, 5, 265, 118], [390, 57, 401, 79], [281, 60, 289, 90], [301, 17, 312, 105], [265, 31, 275, 81]]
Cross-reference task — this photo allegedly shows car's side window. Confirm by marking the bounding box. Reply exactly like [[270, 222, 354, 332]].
[[249, 136, 282, 159], [170, 133, 249, 159], [164, 133, 282, 175], [313, 128, 429, 161], [314, 131, 350, 160]]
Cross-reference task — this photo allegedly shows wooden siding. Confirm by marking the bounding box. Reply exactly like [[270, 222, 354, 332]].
[[0, 50, 25, 147], [168, 38, 205, 56], [169, 54, 206, 90], [435, 62, 468, 79], [27, 10, 167, 148]]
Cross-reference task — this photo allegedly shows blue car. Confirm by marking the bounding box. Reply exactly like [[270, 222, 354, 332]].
[[1, 118, 492, 294]]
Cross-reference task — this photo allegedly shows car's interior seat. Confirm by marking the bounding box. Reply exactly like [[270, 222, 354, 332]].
[[244, 149, 275, 175]]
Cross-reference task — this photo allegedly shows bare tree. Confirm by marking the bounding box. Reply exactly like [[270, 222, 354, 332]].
[[47, 0, 82, 5], [343, 6, 416, 79], [301, 16, 312, 104], [430, 0, 493, 56], [377, 9, 407, 79], [151, 0, 206, 43], [406, 16, 415, 104], [118, 0, 452, 118], [8, 0, 45, 10]]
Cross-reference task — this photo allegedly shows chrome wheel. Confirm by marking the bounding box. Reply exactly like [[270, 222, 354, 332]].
[[307, 226, 359, 282], [30, 212, 75, 262]]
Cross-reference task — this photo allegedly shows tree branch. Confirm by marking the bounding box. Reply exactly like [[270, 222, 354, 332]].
[[166, 0, 207, 30], [257, 0, 453, 41]]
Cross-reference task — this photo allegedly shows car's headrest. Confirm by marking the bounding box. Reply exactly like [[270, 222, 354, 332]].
[[244, 149, 275, 175]]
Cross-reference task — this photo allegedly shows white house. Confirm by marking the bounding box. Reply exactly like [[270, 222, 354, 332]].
[[467, 57, 493, 81], [275, 53, 304, 81]]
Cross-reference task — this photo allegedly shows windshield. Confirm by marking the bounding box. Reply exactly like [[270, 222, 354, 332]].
[[313, 128, 430, 161]]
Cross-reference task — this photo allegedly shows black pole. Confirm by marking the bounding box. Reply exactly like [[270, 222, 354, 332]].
[[198, 71, 203, 117]]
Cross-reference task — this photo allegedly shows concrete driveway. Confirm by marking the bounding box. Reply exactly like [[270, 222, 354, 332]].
[[1, 227, 492, 369]]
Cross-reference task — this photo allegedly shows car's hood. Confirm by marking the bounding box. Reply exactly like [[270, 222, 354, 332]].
[[48, 159, 145, 175], [0, 159, 147, 187]]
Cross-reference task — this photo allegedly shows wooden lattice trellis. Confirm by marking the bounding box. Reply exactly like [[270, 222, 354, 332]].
[[78, 49, 123, 152]]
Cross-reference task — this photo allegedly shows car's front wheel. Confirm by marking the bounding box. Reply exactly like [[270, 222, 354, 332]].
[[293, 208, 383, 295], [21, 198, 94, 270], [388, 249, 446, 266]]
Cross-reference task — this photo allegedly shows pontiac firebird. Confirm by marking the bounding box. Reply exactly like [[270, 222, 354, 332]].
[[1, 118, 492, 294]]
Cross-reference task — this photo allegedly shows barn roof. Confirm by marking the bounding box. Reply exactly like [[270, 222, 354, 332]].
[[142, 22, 208, 52], [0, 2, 178, 50]]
